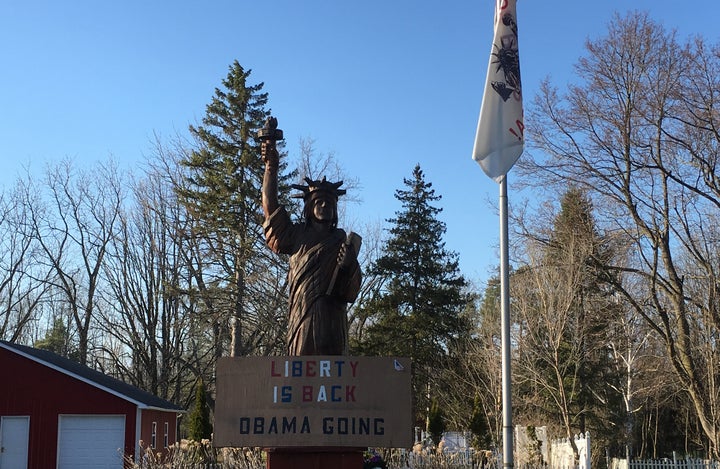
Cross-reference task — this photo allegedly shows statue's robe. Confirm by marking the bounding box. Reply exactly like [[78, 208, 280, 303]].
[[264, 206, 361, 355]]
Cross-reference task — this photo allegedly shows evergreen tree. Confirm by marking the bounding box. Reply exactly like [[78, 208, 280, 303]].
[[427, 398, 446, 447], [176, 61, 292, 359], [469, 393, 492, 450], [513, 186, 621, 455], [34, 317, 80, 361], [547, 187, 619, 435], [355, 164, 470, 426], [187, 379, 213, 441]]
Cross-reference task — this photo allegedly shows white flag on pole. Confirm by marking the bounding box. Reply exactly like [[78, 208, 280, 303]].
[[472, 0, 524, 182]]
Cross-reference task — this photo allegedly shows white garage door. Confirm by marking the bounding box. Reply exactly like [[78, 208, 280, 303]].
[[57, 415, 125, 469]]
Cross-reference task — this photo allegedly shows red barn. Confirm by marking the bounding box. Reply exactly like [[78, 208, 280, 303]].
[[0, 340, 184, 468]]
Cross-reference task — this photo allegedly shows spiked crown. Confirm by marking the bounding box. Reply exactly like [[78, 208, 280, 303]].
[[291, 176, 346, 200]]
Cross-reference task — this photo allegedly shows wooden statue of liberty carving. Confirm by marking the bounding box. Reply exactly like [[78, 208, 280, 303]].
[[260, 117, 361, 356]]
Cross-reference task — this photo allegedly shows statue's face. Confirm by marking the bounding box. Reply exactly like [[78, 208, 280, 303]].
[[311, 194, 336, 223]]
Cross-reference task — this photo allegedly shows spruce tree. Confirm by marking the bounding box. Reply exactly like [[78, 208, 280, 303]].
[[356, 164, 470, 426], [177, 61, 292, 358]]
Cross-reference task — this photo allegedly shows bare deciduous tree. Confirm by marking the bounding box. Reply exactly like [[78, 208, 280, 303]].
[[26, 158, 123, 365], [0, 179, 50, 342], [524, 11, 720, 457], [99, 162, 195, 402]]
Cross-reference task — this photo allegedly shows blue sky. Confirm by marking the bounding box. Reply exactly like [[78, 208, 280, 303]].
[[1, 0, 718, 286]]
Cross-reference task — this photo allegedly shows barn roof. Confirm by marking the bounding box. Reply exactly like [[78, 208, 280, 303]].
[[0, 340, 184, 412]]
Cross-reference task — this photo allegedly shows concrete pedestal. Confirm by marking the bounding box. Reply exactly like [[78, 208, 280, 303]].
[[265, 447, 364, 469]]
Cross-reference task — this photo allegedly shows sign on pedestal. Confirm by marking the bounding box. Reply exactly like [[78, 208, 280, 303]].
[[214, 356, 412, 448]]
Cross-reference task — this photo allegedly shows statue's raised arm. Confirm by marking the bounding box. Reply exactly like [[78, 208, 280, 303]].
[[260, 117, 283, 219]]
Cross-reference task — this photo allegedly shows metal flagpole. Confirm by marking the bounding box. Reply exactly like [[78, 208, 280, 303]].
[[471, 1, 522, 463], [499, 174, 513, 468]]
